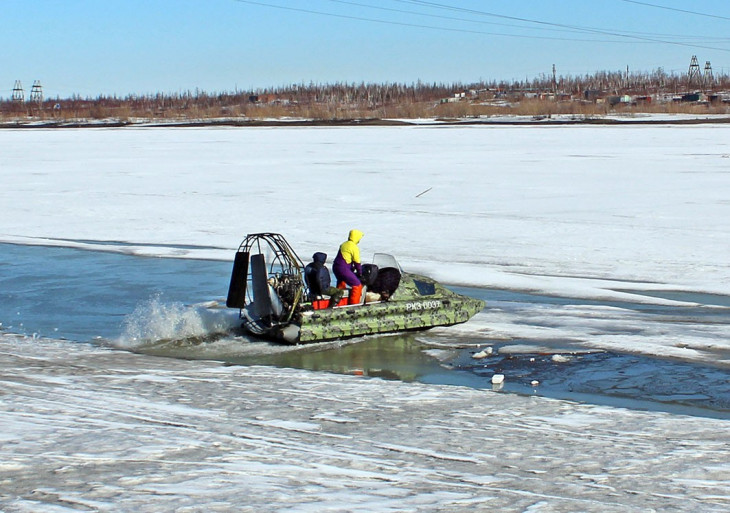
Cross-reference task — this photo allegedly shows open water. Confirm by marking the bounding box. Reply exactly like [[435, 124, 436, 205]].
[[2, 242, 729, 419]]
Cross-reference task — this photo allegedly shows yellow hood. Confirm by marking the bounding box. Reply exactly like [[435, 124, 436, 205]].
[[348, 229, 364, 244]]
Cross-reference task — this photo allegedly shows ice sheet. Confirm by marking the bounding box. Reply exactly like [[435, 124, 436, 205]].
[[1, 334, 729, 512], [1, 124, 728, 302], [2, 123, 730, 511]]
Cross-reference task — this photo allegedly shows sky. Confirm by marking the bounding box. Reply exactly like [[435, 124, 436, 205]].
[[2, 0, 730, 98]]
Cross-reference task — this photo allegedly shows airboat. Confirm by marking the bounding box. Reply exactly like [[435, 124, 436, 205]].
[[226, 233, 485, 344]]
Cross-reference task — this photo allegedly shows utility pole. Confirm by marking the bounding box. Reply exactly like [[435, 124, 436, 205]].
[[552, 64, 557, 94]]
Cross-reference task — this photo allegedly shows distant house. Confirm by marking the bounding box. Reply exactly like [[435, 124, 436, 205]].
[[607, 95, 632, 106], [680, 93, 702, 102], [439, 92, 467, 104]]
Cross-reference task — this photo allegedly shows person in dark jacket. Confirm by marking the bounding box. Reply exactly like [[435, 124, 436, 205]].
[[304, 252, 344, 308]]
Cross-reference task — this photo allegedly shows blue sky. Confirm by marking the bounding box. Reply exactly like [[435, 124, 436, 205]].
[[2, 0, 729, 98]]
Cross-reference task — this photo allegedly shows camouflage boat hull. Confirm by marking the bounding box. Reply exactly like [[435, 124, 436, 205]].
[[280, 272, 485, 344]]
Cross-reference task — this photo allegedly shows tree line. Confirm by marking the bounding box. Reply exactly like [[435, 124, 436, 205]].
[[2, 67, 728, 121]]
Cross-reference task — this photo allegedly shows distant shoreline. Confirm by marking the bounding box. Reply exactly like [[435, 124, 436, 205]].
[[3, 115, 730, 129]]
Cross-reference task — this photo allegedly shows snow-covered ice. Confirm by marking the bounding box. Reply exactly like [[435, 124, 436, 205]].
[[6, 123, 728, 360], [1, 123, 729, 511], [2, 124, 728, 301], [1, 335, 729, 512]]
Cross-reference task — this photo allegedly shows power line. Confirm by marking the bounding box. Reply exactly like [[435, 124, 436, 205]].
[[395, 0, 616, 34], [331, 0, 730, 41], [233, 0, 730, 52], [617, 0, 730, 22], [325, 0, 594, 36], [394, 0, 730, 51], [232, 0, 639, 42]]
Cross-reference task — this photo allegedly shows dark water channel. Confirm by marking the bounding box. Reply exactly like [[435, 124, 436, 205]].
[[1, 243, 729, 419]]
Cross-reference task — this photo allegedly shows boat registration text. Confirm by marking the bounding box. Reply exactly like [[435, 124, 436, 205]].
[[405, 300, 442, 311]]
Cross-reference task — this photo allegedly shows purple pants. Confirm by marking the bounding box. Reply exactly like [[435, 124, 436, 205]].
[[333, 252, 361, 287]]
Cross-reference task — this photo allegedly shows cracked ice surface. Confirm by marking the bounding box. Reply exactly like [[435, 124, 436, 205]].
[[1, 335, 729, 512]]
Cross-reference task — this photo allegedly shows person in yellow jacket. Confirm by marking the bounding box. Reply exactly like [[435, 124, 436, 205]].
[[333, 229, 364, 305]]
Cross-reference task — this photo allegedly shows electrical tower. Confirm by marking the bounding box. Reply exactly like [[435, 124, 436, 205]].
[[687, 55, 702, 91], [29, 80, 43, 105], [704, 61, 714, 90], [12, 80, 25, 102]]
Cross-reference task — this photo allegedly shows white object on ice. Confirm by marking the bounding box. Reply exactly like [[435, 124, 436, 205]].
[[531, 380, 540, 386], [491, 374, 505, 384], [472, 347, 493, 359], [552, 354, 571, 363]]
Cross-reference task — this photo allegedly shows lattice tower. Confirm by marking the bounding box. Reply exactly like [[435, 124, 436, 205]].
[[12, 80, 24, 102], [704, 61, 714, 90], [29, 80, 43, 105], [687, 55, 702, 91]]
